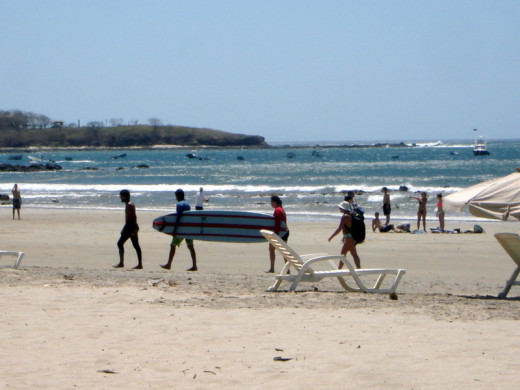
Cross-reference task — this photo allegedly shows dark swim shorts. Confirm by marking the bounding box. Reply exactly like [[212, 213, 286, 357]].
[[383, 203, 391, 215], [13, 198, 21, 209]]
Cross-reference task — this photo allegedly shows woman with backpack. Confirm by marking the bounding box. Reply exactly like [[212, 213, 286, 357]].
[[328, 201, 362, 269]]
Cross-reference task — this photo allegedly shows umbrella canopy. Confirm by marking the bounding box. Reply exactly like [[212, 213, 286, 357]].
[[443, 171, 520, 221]]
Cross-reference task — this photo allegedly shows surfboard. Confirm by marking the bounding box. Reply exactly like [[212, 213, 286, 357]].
[[152, 210, 288, 243]]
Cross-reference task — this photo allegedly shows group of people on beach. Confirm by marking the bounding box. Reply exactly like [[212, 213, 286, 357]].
[[371, 188, 445, 233], [113, 186, 448, 272], [114, 187, 209, 270], [8, 182, 446, 272], [114, 186, 294, 274]]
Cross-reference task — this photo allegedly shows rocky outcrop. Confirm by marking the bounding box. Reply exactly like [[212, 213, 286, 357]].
[[0, 163, 62, 172]]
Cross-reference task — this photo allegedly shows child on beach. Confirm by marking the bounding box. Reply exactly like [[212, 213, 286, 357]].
[[114, 189, 143, 269], [329, 201, 361, 269]]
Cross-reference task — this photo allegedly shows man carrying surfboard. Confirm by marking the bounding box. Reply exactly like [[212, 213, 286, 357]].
[[160, 189, 198, 271], [114, 189, 143, 269], [266, 195, 289, 273]]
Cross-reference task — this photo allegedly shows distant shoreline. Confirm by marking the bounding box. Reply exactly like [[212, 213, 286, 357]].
[[0, 141, 415, 153], [2, 138, 518, 153]]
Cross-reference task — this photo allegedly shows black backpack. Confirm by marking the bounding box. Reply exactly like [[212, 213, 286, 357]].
[[350, 211, 366, 244]]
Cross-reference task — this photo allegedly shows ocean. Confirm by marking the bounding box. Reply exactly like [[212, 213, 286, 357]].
[[1, 139, 519, 222]]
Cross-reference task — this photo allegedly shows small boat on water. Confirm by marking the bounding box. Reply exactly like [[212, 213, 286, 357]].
[[186, 151, 210, 160], [29, 155, 55, 163], [472, 129, 490, 156], [8, 154, 23, 160], [111, 153, 127, 160]]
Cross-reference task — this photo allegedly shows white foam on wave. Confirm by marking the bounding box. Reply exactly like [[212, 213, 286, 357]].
[[0, 182, 464, 196]]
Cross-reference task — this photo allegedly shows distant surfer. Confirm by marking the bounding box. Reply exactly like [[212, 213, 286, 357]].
[[195, 187, 209, 210], [11, 184, 21, 220], [266, 195, 289, 273], [161, 189, 198, 271], [114, 189, 143, 269]]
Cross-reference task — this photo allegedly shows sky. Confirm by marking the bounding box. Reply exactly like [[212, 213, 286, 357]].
[[1, 1, 519, 143]]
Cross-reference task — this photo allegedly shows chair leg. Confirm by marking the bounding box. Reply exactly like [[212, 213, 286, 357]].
[[0, 252, 24, 269], [337, 276, 361, 292], [289, 273, 304, 291], [498, 266, 520, 299], [268, 279, 282, 292], [14, 252, 24, 269], [374, 274, 387, 289]]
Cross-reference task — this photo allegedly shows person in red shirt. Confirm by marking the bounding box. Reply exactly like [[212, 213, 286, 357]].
[[266, 195, 289, 273]]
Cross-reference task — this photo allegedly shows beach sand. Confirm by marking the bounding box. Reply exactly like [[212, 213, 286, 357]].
[[1, 208, 520, 389]]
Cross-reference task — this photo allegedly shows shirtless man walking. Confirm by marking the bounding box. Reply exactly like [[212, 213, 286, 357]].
[[114, 189, 143, 269]]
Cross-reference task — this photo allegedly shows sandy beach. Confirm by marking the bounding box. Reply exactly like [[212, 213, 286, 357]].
[[1, 207, 520, 389]]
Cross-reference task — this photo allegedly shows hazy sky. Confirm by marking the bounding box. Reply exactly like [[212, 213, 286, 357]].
[[2, 1, 519, 143]]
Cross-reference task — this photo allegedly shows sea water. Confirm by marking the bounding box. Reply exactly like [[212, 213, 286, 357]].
[[1, 139, 519, 222]]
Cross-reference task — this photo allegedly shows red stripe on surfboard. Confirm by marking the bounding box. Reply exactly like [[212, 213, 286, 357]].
[[156, 222, 285, 230], [177, 232, 265, 240], [164, 213, 274, 220]]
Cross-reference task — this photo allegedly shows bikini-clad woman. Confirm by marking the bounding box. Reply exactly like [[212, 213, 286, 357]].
[[410, 192, 428, 231], [328, 201, 361, 269]]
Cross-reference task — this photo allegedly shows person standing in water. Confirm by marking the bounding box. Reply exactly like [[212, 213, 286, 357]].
[[114, 189, 143, 269], [266, 195, 289, 273], [161, 189, 198, 271], [11, 184, 22, 220]]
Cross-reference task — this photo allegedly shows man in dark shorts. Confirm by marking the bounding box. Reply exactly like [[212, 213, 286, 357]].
[[12, 184, 22, 220], [114, 189, 143, 269], [382, 187, 391, 225]]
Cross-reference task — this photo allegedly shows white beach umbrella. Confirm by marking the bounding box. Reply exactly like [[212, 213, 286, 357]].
[[443, 170, 520, 221]]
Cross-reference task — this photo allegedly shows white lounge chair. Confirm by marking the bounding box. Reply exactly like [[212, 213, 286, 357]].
[[495, 233, 520, 298], [0, 251, 25, 269], [260, 230, 405, 295]]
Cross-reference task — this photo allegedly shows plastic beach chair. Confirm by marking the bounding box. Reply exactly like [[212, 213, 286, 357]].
[[0, 251, 25, 269], [260, 230, 405, 295], [495, 233, 520, 298]]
